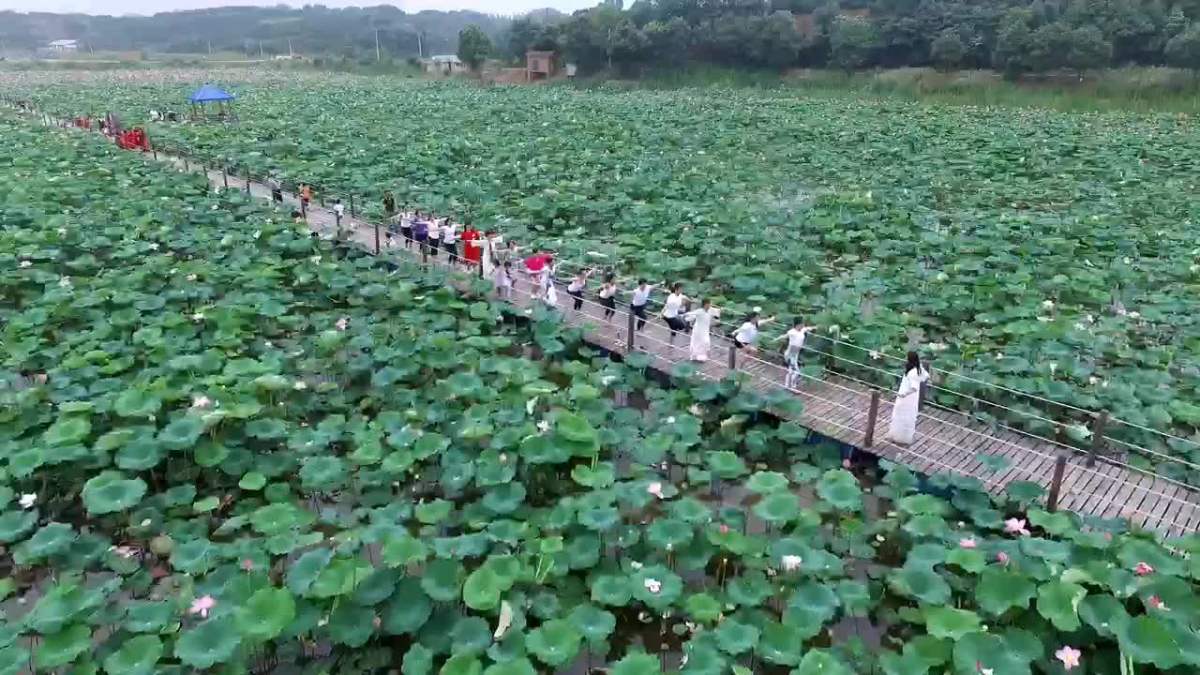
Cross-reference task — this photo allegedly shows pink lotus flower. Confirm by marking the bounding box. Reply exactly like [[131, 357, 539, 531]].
[[1003, 518, 1030, 536], [1134, 562, 1154, 576], [1054, 646, 1081, 671], [975, 662, 993, 675], [189, 595, 216, 618], [241, 559, 254, 572], [335, 317, 349, 331], [718, 524, 730, 534], [1147, 595, 1169, 611], [959, 537, 977, 549], [996, 551, 1010, 565], [647, 482, 664, 499]]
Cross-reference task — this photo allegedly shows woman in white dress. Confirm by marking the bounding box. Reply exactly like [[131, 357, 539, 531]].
[[887, 351, 930, 445], [685, 299, 720, 362], [480, 231, 500, 280]]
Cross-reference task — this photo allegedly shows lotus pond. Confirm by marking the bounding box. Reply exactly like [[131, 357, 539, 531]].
[[5, 70, 1199, 479], [1, 92, 1199, 675]]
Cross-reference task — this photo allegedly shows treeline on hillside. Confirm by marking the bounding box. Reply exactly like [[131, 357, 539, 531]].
[[0, 5, 528, 60], [502, 0, 1200, 76]]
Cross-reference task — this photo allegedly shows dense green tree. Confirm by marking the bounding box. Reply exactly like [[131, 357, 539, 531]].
[[1166, 23, 1200, 73], [1066, 25, 1113, 76], [643, 18, 695, 65], [457, 25, 492, 71], [993, 10, 1036, 77], [930, 30, 966, 71], [829, 16, 880, 70]]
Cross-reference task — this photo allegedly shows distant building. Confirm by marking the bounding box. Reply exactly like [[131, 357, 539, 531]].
[[526, 50, 557, 82], [46, 39, 78, 53], [422, 55, 465, 76]]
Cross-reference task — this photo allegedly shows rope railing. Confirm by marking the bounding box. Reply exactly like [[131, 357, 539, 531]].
[[13, 100, 1199, 537]]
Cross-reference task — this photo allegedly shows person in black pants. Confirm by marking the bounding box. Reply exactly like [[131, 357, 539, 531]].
[[567, 269, 593, 311], [598, 275, 618, 321], [629, 279, 657, 331]]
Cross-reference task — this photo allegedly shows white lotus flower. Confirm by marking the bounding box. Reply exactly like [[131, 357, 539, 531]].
[[1042, 300, 1054, 310], [601, 375, 616, 386], [210, 203, 219, 210], [293, 380, 308, 391], [665, 416, 675, 424], [928, 343, 947, 353], [1085, 314, 1094, 323], [149, 242, 160, 251], [536, 420, 550, 433], [58, 276, 72, 288], [643, 578, 662, 594], [869, 350, 881, 360], [647, 482, 664, 499], [19, 260, 32, 268], [781, 555, 802, 571], [19, 493, 36, 509], [1128, 311, 1141, 319], [111, 545, 138, 559], [335, 317, 349, 331], [689, 404, 703, 415], [57, 227, 67, 236], [310, 255, 322, 264], [191, 395, 212, 410], [1049, 362, 1058, 375], [191, 312, 205, 322], [526, 397, 537, 415], [187, 273, 198, 281], [629, 561, 643, 570]]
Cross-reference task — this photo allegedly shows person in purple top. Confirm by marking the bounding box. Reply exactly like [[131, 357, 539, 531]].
[[413, 212, 430, 252]]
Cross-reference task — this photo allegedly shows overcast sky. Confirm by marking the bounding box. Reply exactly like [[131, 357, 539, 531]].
[[0, 0, 603, 15]]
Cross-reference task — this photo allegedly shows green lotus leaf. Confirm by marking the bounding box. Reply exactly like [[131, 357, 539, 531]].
[[328, 603, 376, 647], [481, 483, 526, 515], [114, 389, 162, 418], [170, 538, 217, 574], [463, 566, 503, 611], [1036, 581, 1086, 631], [525, 619, 582, 668], [683, 592, 722, 624], [416, 499, 454, 525], [578, 506, 620, 532], [705, 451, 747, 479], [115, 437, 165, 471], [421, 559, 464, 603], [878, 650, 932, 675], [1116, 539, 1185, 577], [0, 510, 38, 544], [238, 472, 267, 490], [816, 469, 862, 511], [124, 601, 175, 634], [245, 418, 287, 439], [610, 651, 659, 675], [352, 568, 400, 606], [482, 658, 536, 675], [440, 654, 481, 675], [402, 644, 434, 675], [590, 574, 632, 607], [310, 556, 374, 598], [236, 587, 296, 642], [757, 621, 802, 666], [746, 470, 790, 494], [101, 634, 162, 675], [753, 491, 800, 524], [897, 494, 951, 516], [889, 565, 951, 605], [975, 567, 1036, 616], [631, 565, 683, 610], [193, 441, 229, 467], [727, 570, 774, 607], [922, 607, 981, 640], [714, 619, 759, 655], [952, 632, 1032, 675], [13, 522, 76, 564], [251, 502, 314, 536], [382, 579, 432, 635], [791, 650, 853, 675], [646, 517, 694, 550], [81, 471, 147, 515], [1005, 481, 1045, 504], [299, 455, 349, 491], [571, 462, 615, 488], [43, 416, 91, 446], [1027, 509, 1074, 536], [157, 415, 206, 449], [450, 615, 492, 655], [1020, 537, 1071, 563], [568, 603, 615, 643], [1119, 615, 1186, 668], [382, 533, 430, 567], [174, 619, 241, 669], [35, 624, 91, 669]]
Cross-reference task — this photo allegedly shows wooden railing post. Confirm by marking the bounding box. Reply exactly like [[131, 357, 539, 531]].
[[863, 391, 881, 447], [1087, 411, 1109, 467], [626, 308, 635, 351], [349, 194, 356, 218], [183, 157, 188, 172], [1046, 456, 1068, 512], [373, 221, 381, 255], [222, 167, 228, 189], [245, 177, 251, 195], [727, 344, 736, 370]]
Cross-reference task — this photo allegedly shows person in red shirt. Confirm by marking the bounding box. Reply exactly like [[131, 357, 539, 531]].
[[462, 223, 482, 267]]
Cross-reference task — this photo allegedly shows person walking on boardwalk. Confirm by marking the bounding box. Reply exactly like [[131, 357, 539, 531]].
[[629, 279, 656, 331], [685, 299, 720, 362], [598, 274, 618, 321], [441, 218, 460, 263], [398, 207, 413, 248], [269, 175, 283, 205], [383, 190, 396, 219], [462, 222, 482, 268], [494, 261, 514, 300], [332, 199, 345, 238], [299, 183, 312, 217], [428, 217, 443, 258], [480, 231, 501, 280], [662, 283, 689, 345], [887, 351, 930, 446], [567, 269, 594, 311], [733, 311, 774, 351], [774, 317, 816, 390], [413, 212, 430, 253]]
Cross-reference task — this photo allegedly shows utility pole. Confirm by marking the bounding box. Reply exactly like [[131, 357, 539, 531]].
[[258, 40, 264, 59], [288, 38, 293, 57], [207, 40, 212, 56], [375, 27, 381, 62], [417, 31, 423, 59]]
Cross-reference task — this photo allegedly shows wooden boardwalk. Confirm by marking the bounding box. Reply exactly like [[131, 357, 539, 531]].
[[142, 141, 1200, 540]]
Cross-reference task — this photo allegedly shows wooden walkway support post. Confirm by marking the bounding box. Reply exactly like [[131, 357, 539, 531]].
[[245, 177, 251, 195], [349, 195, 356, 218], [626, 309, 636, 351], [1087, 411, 1109, 467], [373, 221, 381, 255], [1046, 456, 1068, 512], [727, 344, 736, 370], [863, 391, 881, 447], [222, 168, 228, 189], [183, 157, 189, 172]]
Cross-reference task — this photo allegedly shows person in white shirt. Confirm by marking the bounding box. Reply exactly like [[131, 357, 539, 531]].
[[493, 261, 513, 300], [661, 283, 688, 344], [598, 275, 618, 321], [441, 220, 460, 263], [629, 279, 656, 331], [887, 351, 930, 445], [685, 299, 720, 362], [774, 317, 816, 390], [399, 209, 413, 249], [542, 279, 559, 309], [733, 312, 774, 350], [332, 200, 346, 239], [567, 269, 593, 311]]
